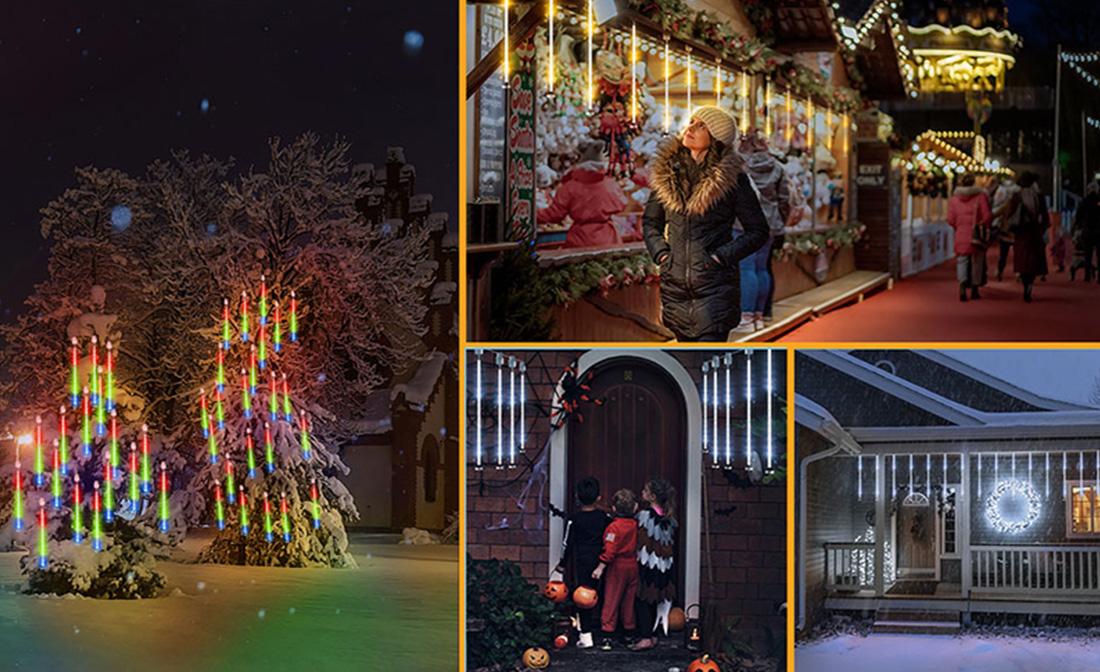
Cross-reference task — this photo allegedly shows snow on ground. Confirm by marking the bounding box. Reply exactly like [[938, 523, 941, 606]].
[[0, 531, 458, 671], [796, 633, 1100, 672]]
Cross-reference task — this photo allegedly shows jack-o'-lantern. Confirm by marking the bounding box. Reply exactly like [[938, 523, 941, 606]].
[[572, 585, 598, 609], [553, 633, 569, 650], [522, 646, 550, 669], [668, 606, 686, 632], [544, 580, 568, 602], [686, 655, 721, 668], [687, 654, 721, 672]]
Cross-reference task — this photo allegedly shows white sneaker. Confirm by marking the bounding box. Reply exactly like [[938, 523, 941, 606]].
[[577, 632, 594, 649], [755, 319, 766, 331]]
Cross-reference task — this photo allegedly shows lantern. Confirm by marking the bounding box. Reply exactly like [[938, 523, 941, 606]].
[[687, 654, 721, 672], [572, 585, 598, 610], [544, 580, 568, 602], [684, 604, 703, 652]]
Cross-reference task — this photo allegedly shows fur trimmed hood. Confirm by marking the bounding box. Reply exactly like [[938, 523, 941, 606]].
[[650, 137, 746, 216]]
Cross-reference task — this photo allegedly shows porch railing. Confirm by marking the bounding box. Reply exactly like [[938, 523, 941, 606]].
[[970, 545, 1100, 595], [825, 542, 875, 592]]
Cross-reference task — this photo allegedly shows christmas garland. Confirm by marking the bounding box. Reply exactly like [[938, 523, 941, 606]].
[[907, 163, 949, 198], [543, 252, 661, 306], [624, 1, 864, 111], [774, 222, 867, 261]]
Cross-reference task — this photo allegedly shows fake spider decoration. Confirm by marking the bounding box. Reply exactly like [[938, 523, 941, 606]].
[[549, 362, 603, 429]]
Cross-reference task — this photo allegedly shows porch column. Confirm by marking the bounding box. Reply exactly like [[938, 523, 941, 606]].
[[874, 453, 885, 597], [960, 452, 971, 599]]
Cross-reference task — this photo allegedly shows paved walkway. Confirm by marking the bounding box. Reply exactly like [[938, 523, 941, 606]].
[[779, 248, 1100, 342]]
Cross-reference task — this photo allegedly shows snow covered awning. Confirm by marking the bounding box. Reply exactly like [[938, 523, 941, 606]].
[[392, 352, 448, 410], [431, 282, 457, 306]]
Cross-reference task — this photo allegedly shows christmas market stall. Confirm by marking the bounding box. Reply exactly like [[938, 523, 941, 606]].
[[466, 0, 903, 341]]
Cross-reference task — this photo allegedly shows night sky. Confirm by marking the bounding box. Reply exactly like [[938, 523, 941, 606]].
[[0, 1, 457, 320]]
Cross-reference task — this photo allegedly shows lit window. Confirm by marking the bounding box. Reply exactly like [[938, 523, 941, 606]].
[[1069, 485, 1100, 536]]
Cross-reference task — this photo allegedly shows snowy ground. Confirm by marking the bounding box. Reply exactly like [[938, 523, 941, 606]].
[[0, 531, 458, 671], [796, 633, 1100, 672]]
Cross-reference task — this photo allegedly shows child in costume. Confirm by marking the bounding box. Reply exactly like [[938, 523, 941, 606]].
[[591, 488, 639, 650], [553, 476, 611, 648]]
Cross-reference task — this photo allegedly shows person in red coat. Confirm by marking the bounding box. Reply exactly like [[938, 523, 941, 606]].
[[591, 488, 638, 650], [537, 139, 628, 248], [947, 173, 993, 301]]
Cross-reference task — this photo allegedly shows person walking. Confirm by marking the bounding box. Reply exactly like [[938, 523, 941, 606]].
[[947, 173, 993, 301], [1072, 181, 1100, 281], [643, 106, 769, 342], [1010, 172, 1051, 302], [734, 130, 790, 334], [991, 177, 1020, 281]]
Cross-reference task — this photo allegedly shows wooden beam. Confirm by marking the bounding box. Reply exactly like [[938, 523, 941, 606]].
[[466, 3, 547, 100]]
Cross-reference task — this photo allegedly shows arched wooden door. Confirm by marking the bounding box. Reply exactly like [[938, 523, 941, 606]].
[[567, 358, 687, 595]]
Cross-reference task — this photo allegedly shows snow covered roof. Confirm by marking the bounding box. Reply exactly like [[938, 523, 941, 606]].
[[804, 350, 1100, 448], [345, 388, 393, 436], [427, 212, 449, 232], [795, 393, 862, 455], [386, 147, 406, 164], [442, 231, 459, 251], [391, 351, 448, 409], [410, 194, 433, 214], [431, 282, 457, 306]]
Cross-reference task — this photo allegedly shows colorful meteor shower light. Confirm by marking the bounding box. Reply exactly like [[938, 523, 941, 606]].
[[264, 423, 275, 474], [241, 370, 252, 419], [92, 481, 103, 552], [310, 478, 321, 529], [299, 412, 311, 461], [280, 491, 291, 543], [81, 387, 92, 456], [258, 323, 267, 371], [289, 291, 298, 343], [58, 406, 69, 475], [272, 301, 282, 353], [239, 486, 250, 535], [70, 337, 80, 408], [263, 491, 274, 543], [225, 457, 237, 505], [246, 427, 257, 478], [207, 412, 219, 464], [215, 387, 225, 430], [200, 389, 210, 439], [240, 291, 250, 343], [105, 341, 115, 413], [269, 372, 278, 422], [129, 443, 140, 506], [96, 368, 107, 436], [216, 346, 226, 395], [221, 298, 231, 350], [158, 462, 169, 533], [33, 416, 45, 488], [141, 424, 152, 495], [72, 474, 83, 544], [90, 336, 99, 407], [214, 482, 225, 530], [37, 499, 48, 569], [249, 345, 258, 395], [259, 274, 269, 326], [13, 460, 25, 531], [109, 410, 120, 476], [50, 442, 61, 509], [282, 373, 292, 423], [103, 453, 115, 523]]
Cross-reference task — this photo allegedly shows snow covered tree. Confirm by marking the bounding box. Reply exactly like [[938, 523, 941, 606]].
[[1, 133, 438, 578]]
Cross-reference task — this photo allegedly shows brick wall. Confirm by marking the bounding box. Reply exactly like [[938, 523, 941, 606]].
[[467, 348, 788, 635]]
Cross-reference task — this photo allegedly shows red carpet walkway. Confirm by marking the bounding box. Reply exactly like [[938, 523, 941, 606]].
[[779, 248, 1100, 343]]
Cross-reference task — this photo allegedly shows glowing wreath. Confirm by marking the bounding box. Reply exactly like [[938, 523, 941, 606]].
[[985, 479, 1041, 533]]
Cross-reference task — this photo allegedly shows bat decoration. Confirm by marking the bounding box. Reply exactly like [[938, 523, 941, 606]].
[[549, 362, 604, 429], [714, 505, 738, 517]]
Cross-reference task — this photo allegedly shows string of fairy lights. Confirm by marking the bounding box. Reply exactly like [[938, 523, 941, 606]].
[[1063, 51, 1100, 89], [853, 450, 1100, 534], [829, 0, 918, 96]]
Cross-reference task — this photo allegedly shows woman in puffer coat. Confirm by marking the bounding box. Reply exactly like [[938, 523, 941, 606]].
[[642, 106, 770, 342]]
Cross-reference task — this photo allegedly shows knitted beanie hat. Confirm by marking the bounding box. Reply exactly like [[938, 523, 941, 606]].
[[690, 106, 737, 147]]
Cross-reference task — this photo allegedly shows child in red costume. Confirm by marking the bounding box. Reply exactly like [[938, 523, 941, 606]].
[[592, 488, 638, 650]]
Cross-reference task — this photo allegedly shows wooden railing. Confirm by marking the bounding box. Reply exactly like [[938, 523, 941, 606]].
[[825, 542, 876, 592], [970, 545, 1100, 595]]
